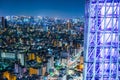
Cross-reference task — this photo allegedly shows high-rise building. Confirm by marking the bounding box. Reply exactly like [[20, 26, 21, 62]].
[[84, 0, 120, 80], [1, 17, 7, 27], [2, 17, 5, 27], [0, 17, 2, 28]]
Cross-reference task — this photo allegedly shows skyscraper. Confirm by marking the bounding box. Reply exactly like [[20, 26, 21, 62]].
[[2, 17, 5, 27], [84, 0, 120, 80], [1, 17, 7, 27]]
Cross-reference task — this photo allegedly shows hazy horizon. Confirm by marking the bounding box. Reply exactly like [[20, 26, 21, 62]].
[[0, 0, 85, 18]]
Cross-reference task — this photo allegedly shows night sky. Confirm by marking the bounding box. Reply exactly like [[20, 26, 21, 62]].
[[0, 0, 85, 18]]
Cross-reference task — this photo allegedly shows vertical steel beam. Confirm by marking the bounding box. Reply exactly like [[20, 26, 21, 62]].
[[84, 0, 120, 80]]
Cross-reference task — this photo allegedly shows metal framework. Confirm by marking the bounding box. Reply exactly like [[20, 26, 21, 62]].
[[84, 0, 120, 80]]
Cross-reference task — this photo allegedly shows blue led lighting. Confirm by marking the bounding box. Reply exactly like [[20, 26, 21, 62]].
[[84, 0, 120, 80]]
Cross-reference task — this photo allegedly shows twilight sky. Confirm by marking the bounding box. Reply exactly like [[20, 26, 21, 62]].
[[0, 0, 85, 18]]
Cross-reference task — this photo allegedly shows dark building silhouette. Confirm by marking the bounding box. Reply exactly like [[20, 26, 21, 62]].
[[2, 17, 7, 27]]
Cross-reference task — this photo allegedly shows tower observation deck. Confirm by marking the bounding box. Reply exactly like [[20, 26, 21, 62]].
[[84, 0, 120, 80]]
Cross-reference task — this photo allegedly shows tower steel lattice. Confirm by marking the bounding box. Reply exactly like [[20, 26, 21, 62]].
[[84, 0, 120, 80]]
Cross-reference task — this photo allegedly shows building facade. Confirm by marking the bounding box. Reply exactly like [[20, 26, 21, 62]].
[[84, 0, 120, 80]]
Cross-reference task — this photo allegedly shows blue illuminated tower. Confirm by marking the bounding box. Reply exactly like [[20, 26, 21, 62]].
[[84, 0, 120, 80]]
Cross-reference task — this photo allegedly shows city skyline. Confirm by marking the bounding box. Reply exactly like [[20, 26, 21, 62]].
[[0, 0, 85, 18]]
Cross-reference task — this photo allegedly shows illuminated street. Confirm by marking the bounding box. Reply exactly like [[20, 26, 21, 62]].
[[0, 16, 84, 80], [0, 0, 119, 80]]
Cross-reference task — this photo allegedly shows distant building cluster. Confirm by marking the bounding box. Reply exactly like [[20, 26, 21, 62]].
[[0, 16, 84, 80]]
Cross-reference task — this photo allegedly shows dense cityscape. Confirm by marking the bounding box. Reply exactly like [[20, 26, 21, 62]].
[[1, 0, 120, 80], [0, 16, 84, 80]]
